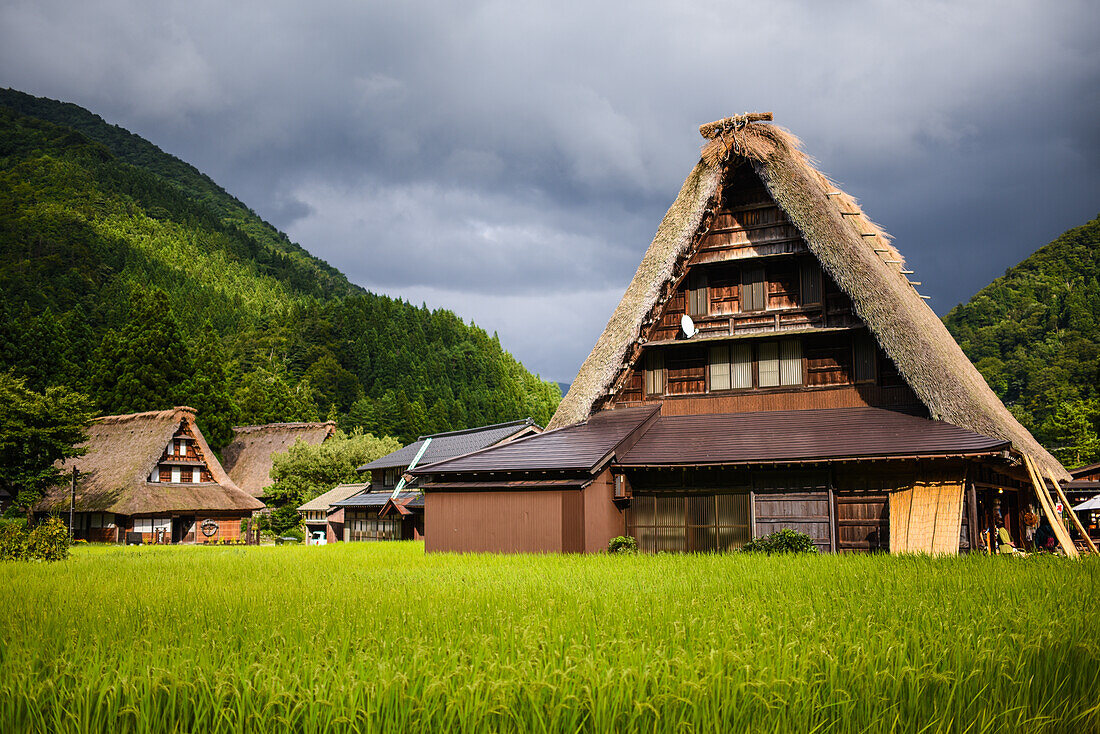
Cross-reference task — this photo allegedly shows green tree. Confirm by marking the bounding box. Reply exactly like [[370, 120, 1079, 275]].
[[90, 289, 192, 414], [264, 430, 401, 533], [186, 320, 239, 450], [0, 372, 96, 520]]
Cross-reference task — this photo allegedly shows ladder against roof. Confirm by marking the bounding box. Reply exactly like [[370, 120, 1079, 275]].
[[1023, 454, 1079, 558]]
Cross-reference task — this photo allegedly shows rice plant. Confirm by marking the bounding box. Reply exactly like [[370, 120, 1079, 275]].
[[1, 543, 1096, 733]]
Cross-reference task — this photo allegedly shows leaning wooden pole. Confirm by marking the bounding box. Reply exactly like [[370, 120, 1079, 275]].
[[1045, 466, 1097, 555], [1023, 454, 1078, 558]]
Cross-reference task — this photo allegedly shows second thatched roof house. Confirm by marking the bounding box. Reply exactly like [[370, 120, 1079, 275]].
[[37, 407, 263, 543], [221, 421, 337, 500], [413, 114, 1070, 555]]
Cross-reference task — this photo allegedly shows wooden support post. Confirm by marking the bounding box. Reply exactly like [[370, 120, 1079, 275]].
[[1045, 466, 1097, 555], [1023, 454, 1078, 558], [967, 482, 979, 553]]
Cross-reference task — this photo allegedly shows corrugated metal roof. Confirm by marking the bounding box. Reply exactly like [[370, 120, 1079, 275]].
[[358, 418, 539, 472], [411, 406, 660, 474], [297, 483, 369, 512], [619, 407, 1009, 466], [419, 479, 591, 491], [330, 490, 421, 509]]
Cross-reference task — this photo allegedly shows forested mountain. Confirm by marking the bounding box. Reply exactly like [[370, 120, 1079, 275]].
[[944, 216, 1100, 468], [0, 90, 560, 449]]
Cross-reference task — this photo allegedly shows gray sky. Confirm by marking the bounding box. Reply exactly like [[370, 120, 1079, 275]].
[[2, 0, 1097, 383]]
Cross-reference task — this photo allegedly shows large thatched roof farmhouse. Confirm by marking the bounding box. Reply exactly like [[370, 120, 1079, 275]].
[[38, 407, 263, 543], [413, 114, 1071, 555]]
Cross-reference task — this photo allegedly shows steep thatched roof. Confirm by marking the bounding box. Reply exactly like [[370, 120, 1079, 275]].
[[221, 422, 336, 498], [550, 115, 1066, 479], [38, 407, 263, 515]]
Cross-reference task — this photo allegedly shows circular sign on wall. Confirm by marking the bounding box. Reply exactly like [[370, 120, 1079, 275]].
[[200, 519, 219, 537]]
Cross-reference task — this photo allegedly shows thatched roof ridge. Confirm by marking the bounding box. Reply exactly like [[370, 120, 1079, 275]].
[[549, 117, 1066, 479], [222, 421, 337, 498], [38, 407, 262, 515]]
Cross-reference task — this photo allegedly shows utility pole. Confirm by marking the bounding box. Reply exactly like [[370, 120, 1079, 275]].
[[69, 467, 78, 541]]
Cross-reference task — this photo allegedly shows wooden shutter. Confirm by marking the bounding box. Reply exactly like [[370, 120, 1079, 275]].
[[758, 341, 780, 387], [779, 339, 803, 386], [687, 270, 708, 317], [645, 350, 666, 395], [742, 267, 766, 312], [800, 260, 821, 305], [708, 345, 730, 391], [731, 342, 752, 388], [853, 334, 877, 382]]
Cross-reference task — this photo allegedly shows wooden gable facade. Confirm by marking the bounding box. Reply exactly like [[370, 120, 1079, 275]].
[[613, 162, 915, 416]]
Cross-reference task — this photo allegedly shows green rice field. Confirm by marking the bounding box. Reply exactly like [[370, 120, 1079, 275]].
[[1, 543, 1097, 733]]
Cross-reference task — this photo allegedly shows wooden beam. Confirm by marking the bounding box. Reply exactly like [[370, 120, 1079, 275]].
[[1023, 454, 1078, 558], [1045, 466, 1097, 554]]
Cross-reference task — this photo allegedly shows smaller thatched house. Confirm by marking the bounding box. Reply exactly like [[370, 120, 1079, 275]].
[[37, 407, 263, 543], [297, 482, 366, 544], [221, 421, 336, 500]]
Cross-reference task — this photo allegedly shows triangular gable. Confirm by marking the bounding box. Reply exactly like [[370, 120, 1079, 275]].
[[550, 115, 1065, 479]]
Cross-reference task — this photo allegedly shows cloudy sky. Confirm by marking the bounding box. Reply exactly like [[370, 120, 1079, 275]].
[[2, 0, 1097, 383]]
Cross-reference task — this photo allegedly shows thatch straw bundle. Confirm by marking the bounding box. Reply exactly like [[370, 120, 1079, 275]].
[[221, 422, 337, 498]]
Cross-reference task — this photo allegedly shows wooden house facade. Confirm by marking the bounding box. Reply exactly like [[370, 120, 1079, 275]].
[[413, 115, 1070, 555], [37, 407, 263, 543]]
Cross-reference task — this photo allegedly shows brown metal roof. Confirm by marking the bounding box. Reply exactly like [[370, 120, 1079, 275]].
[[411, 406, 660, 474], [418, 479, 591, 491], [619, 407, 1009, 466]]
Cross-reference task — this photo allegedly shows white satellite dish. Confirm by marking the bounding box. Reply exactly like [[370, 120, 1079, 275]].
[[681, 314, 699, 338]]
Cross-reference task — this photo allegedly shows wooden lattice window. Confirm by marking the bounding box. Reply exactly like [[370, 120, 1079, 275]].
[[741, 267, 766, 312], [645, 350, 666, 395]]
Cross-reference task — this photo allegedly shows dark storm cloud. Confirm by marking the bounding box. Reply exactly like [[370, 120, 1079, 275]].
[[2, 0, 1097, 381]]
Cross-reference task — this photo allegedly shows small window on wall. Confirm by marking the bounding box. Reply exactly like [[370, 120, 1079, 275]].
[[758, 341, 780, 387], [708, 343, 752, 391], [687, 270, 708, 317], [759, 339, 802, 387], [800, 260, 821, 305], [779, 339, 803, 386], [708, 345, 730, 391], [742, 267, 766, 312], [645, 350, 666, 395], [853, 334, 877, 382]]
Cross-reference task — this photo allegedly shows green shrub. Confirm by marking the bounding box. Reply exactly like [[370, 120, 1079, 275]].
[[281, 527, 305, 542], [1, 517, 70, 561], [26, 518, 71, 561], [608, 535, 638, 554], [0, 520, 29, 560], [742, 528, 818, 555]]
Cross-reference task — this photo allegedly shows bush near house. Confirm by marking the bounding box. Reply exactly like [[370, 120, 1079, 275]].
[[742, 528, 819, 554], [0, 517, 70, 561]]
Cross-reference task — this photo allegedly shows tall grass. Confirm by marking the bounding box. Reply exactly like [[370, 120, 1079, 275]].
[[1, 543, 1096, 733]]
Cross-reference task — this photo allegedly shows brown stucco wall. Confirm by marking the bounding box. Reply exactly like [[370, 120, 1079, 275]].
[[425, 490, 567, 553], [583, 469, 626, 552]]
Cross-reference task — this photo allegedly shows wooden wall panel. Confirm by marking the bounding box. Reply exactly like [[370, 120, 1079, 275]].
[[616, 383, 925, 415], [753, 492, 832, 552], [583, 469, 626, 553], [834, 492, 889, 552], [425, 491, 564, 553]]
